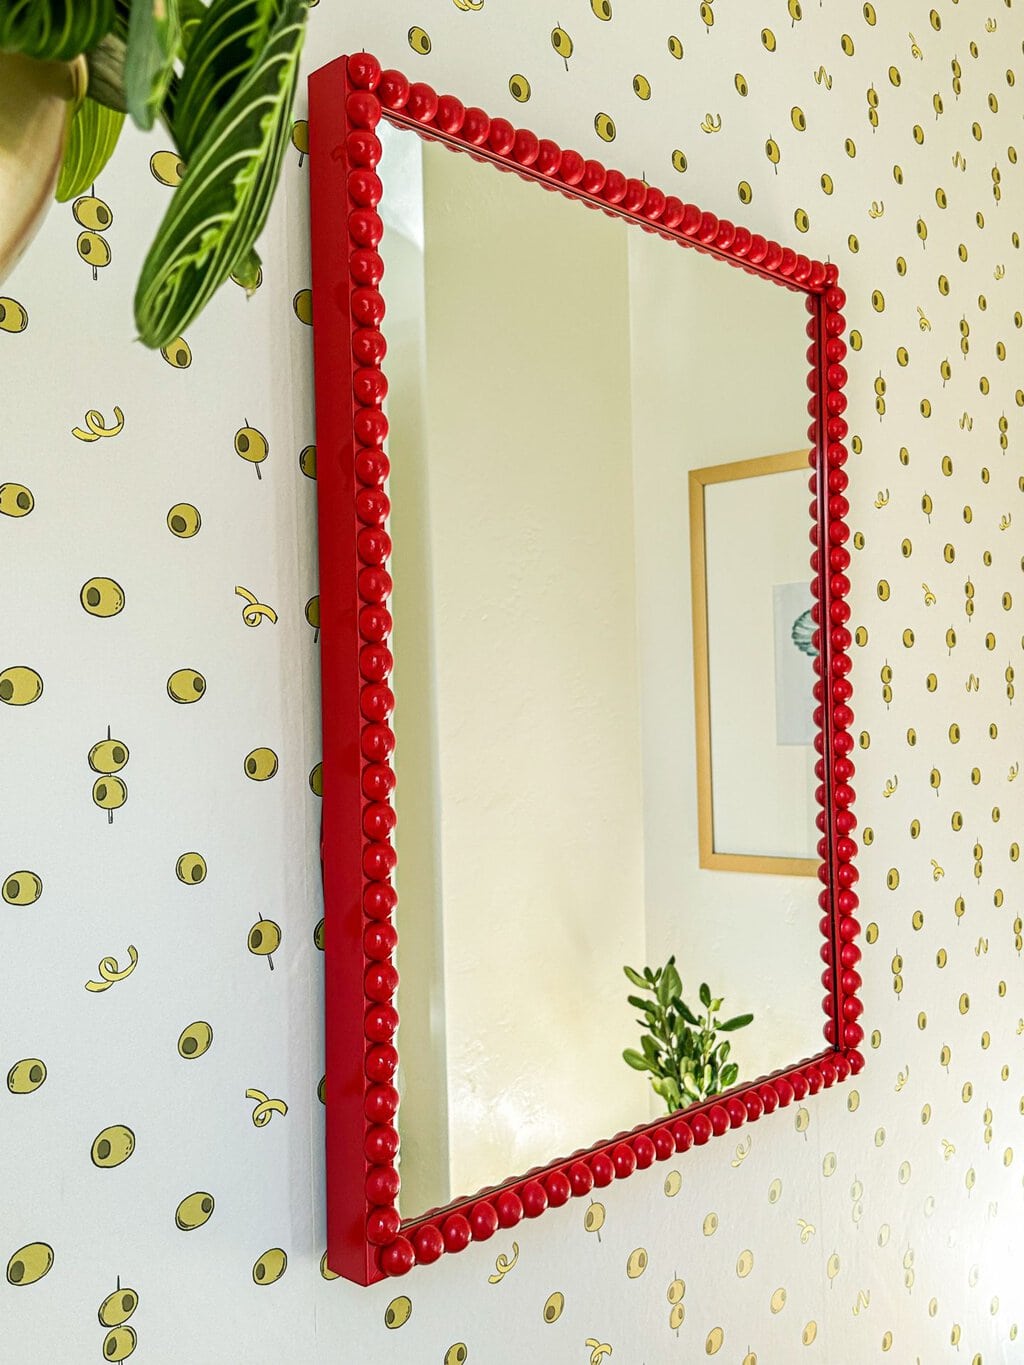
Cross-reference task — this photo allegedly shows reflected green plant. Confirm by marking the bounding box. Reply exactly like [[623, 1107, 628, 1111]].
[[622, 956, 754, 1113]]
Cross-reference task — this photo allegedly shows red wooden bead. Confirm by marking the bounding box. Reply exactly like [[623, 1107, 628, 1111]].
[[470, 1201, 499, 1239], [714, 219, 736, 250], [347, 52, 382, 90], [689, 1112, 713, 1145], [612, 1143, 637, 1178], [621, 179, 648, 214], [789, 1072, 809, 1101], [496, 1191, 523, 1226], [743, 1091, 764, 1121], [350, 253, 384, 294], [413, 1225, 444, 1263], [489, 118, 516, 156], [406, 82, 439, 123], [757, 1084, 778, 1114], [457, 105, 487, 144], [840, 942, 862, 968], [346, 92, 381, 129], [732, 224, 752, 256], [581, 159, 607, 195], [590, 1152, 615, 1186], [365, 1083, 399, 1123], [545, 1171, 572, 1205], [794, 254, 812, 283], [679, 203, 702, 237], [365, 963, 399, 1003], [357, 526, 391, 564], [355, 448, 390, 486], [363, 917, 397, 956], [824, 311, 846, 336], [841, 969, 862, 992], [773, 1078, 795, 1107], [725, 1097, 747, 1128], [380, 1236, 415, 1276], [696, 210, 718, 243], [633, 1135, 657, 1168], [803, 1065, 823, 1095], [653, 1127, 676, 1160], [363, 879, 398, 922], [348, 169, 383, 207], [363, 842, 397, 880], [364, 1003, 399, 1042], [361, 762, 395, 800], [353, 330, 387, 369], [367, 1207, 401, 1245], [442, 1213, 472, 1251], [365, 1043, 399, 1081], [365, 1164, 400, 1204], [377, 69, 410, 110], [360, 683, 394, 721], [364, 1124, 400, 1162], [842, 996, 863, 1020], [844, 1021, 865, 1047], [349, 210, 383, 249], [435, 94, 465, 134], [512, 128, 540, 165], [351, 286, 385, 328], [356, 487, 390, 526], [359, 645, 393, 681], [847, 1048, 865, 1073], [602, 169, 627, 203], [746, 232, 768, 262], [568, 1161, 594, 1196], [763, 240, 783, 271], [559, 149, 586, 185], [827, 416, 848, 441], [535, 138, 561, 174], [671, 1119, 694, 1151], [643, 186, 667, 221], [346, 130, 382, 171], [707, 1104, 730, 1136], [522, 1180, 549, 1216], [778, 246, 797, 277], [359, 607, 393, 644], [832, 1054, 851, 1082], [354, 369, 388, 407]]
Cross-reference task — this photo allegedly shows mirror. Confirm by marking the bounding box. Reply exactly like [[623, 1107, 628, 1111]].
[[377, 123, 821, 1218], [310, 53, 860, 1284]]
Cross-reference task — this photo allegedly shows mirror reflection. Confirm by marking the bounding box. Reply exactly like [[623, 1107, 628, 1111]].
[[376, 121, 823, 1219]]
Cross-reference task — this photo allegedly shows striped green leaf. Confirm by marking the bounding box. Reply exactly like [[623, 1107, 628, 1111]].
[[55, 95, 125, 201], [125, 0, 181, 130], [0, 0, 114, 60], [134, 0, 305, 348], [171, 0, 278, 159]]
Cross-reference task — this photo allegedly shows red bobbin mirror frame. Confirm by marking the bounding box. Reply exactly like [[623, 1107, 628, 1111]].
[[309, 50, 864, 1287]]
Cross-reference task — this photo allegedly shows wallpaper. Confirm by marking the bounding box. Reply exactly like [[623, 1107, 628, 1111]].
[[3, 0, 1024, 1360]]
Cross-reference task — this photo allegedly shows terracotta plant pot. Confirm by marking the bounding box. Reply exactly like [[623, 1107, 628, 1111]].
[[0, 51, 87, 284]]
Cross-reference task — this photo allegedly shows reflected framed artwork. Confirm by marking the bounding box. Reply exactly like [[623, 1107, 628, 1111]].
[[309, 51, 863, 1286], [689, 450, 820, 877]]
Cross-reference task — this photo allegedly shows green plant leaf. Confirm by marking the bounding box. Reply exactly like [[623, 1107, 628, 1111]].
[[699, 982, 712, 1009], [55, 95, 125, 201], [663, 962, 682, 1003], [0, 0, 114, 60], [678, 1000, 700, 1027], [624, 966, 649, 990], [623, 1048, 655, 1073], [125, 0, 181, 130], [721, 1063, 739, 1087], [134, 0, 306, 347], [626, 994, 655, 1014], [718, 1013, 755, 1032], [640, 1034, 660, 1062], [172, 0, 281, 159], [681, 1072, 701, 1099]]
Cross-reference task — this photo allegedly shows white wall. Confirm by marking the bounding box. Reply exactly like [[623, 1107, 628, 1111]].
[[3, 3, 1024, 1361]]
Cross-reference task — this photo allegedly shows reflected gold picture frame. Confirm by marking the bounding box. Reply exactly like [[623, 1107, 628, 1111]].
[[689, 450, 819, 878]]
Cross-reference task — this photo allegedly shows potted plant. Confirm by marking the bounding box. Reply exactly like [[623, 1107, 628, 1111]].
[[0, 0, 308, 346]]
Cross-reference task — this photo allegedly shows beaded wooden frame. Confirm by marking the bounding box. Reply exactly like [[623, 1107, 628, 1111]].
[[309, 51, 863, 1287]]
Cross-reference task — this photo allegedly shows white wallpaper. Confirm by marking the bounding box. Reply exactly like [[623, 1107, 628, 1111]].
[[3, 1, 1024, 1360]]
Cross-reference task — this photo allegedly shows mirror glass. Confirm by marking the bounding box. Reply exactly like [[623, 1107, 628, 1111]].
[[375, 120, 823, 1219]]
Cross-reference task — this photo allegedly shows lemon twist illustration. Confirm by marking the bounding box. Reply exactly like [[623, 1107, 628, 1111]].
[[247, 1088, 288, 1127], [86, 945, 139, 992], [487, 1241, 519, 1283], [235, 586, 278, 627], [72, 407, 125, 442]]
